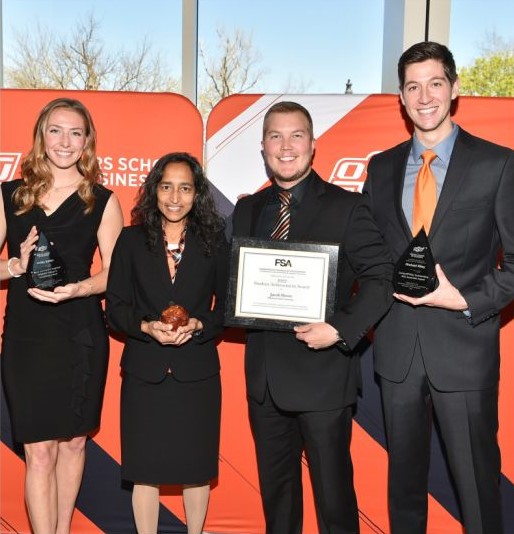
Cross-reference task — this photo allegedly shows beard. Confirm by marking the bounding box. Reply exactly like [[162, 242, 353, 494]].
[[271, 162, 312, 185]]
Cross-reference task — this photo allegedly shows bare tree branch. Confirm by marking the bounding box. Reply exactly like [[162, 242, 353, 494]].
[[199, 26, 266, 116], [5, 12, 178, 92]]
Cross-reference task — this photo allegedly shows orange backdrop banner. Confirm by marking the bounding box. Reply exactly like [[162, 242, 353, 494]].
[[0, 88, 204, 534], [1, 89, 513, 534], [205, 93, 514, 534]]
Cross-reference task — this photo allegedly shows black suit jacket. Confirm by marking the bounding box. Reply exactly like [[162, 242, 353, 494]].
[[106, 225, 228, 383], [232, 171, 394, 411], [364, 128, 514, 391]]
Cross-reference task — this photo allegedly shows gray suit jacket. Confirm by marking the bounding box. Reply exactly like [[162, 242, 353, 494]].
[[364, 128, 514, 391]]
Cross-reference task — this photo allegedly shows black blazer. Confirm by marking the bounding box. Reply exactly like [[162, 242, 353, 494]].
[[232, 171, 394, 411], [106, 225, 228, 383], [364, 128, 514, 391]]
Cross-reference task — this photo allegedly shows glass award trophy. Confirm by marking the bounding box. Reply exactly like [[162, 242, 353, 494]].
[[26, 229, 68, 290], [393, 229, 437, 297]]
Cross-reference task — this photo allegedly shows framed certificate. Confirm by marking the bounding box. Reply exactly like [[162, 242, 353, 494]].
[[225, 237, 340, 330]]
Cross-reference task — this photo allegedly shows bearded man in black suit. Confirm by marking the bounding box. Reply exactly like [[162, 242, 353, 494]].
[[231, 101, 394, 534]]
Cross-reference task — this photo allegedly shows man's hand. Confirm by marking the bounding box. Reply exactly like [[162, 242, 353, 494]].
[[294, 322, 340, 350], [394, 264, 468, 310]]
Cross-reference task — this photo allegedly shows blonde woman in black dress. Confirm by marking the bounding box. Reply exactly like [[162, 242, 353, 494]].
[[1, 98, 123, 534], [106, 152, 228, 534]]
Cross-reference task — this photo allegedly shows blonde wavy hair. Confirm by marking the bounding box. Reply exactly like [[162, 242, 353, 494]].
[[14, 98, 102, 215]]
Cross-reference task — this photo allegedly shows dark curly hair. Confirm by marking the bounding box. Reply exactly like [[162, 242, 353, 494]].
[[131, 152, 225, 257]]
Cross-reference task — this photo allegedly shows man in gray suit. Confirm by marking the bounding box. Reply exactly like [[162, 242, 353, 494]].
[[364, 41, 514, 534]]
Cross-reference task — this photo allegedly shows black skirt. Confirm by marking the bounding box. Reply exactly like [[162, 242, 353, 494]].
[[120, 371, 221, 485], [2, 322, 109, 444]]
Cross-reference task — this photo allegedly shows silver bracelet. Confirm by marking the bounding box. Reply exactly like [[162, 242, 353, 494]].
[[7, 257, 22, 278]]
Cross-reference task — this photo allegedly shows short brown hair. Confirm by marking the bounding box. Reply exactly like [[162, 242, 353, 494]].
[[262, 101, 314, 139]]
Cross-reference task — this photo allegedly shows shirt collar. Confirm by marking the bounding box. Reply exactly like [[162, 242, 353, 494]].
[[412, 123, 459, 165], [272, 169, 314, 204]]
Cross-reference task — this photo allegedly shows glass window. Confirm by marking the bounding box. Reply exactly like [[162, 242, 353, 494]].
[[449, 0, 514, 96], [198, 0, 385, 96], [2, 0, 512, 98], [449, 0, 514, 66], [1, 0, 182, 91]]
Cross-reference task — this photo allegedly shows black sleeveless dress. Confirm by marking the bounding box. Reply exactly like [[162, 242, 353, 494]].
[[1, 180, 112, 444]]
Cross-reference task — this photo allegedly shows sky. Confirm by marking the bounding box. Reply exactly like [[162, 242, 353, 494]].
[[1, 0, 514, 95]]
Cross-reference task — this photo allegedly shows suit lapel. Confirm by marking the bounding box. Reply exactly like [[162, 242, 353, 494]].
[[386, 141, 412, 244], [429, 130, 473, 238], [152, 228, 201, 298], [170, 232, 198, 300], [288, 173, 325, 240], [154, 235, 176, 295], [391, 143, 413, 243], [249, 191, 270, 237]]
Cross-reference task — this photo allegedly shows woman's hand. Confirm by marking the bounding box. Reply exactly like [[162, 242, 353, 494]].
[[11, 225, 39, 275], [176, 317, 203, 337], [28, 282, 85, 304], [142, 320, 193, 346], [141, 317, 203, 346]]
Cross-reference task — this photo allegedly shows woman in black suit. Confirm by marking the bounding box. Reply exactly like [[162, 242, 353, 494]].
[[106, 152, 228, 534]]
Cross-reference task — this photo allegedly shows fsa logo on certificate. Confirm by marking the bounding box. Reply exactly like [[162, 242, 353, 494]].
[[0, 153, 22, 182], [275, 258, 292, 267]]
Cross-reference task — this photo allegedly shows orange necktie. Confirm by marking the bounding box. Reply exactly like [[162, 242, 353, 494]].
[[412, 149, 437, 235]]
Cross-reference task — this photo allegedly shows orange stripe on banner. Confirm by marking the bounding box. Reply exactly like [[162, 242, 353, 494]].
[[457, 98, 514, 483], [0, 443, 103, 534], [77, 249, 123, 466], [0, 89, 204, 226], [314, 94, 411, 183], [352, 422, 463, 534], [206, 94, 264, 139], [499, 303, 514, 484], [352, 422, 389, 533], [209, 335, 265, 533], [0, 444, 30, 534], [451, 96, 514, 149], [92, 336, 124, 465]]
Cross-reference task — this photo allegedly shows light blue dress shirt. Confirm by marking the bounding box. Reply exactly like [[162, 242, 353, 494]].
[[402, 123, 459, 233], [400, 124, 471, 317]]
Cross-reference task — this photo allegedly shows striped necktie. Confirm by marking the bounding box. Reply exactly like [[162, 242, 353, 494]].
[[270, 190, 292, 240], [412, 150, 437, 235]]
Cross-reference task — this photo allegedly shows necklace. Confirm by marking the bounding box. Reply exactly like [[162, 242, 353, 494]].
[[49, 177, 82, 192], [163, 225, 187, 269]]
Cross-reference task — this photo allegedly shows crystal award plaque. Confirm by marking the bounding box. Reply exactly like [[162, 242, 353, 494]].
[[393, 229, 437, 297], [27, 229, 68, 290]]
